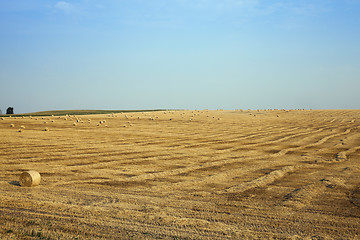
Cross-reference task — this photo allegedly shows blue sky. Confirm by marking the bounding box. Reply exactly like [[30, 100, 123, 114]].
[[1, 0, 360, 113]]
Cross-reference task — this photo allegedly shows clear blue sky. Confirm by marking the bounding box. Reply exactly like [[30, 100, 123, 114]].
[[1, 0, 360, 113]]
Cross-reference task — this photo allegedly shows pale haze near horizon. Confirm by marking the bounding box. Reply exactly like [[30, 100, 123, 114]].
[[0, 0, 359, 114]]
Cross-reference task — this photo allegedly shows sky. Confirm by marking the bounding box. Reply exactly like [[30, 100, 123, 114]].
[[1, 0, 360, 113]]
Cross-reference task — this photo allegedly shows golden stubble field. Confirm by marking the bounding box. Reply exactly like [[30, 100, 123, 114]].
[[1, 110, 360, 239]]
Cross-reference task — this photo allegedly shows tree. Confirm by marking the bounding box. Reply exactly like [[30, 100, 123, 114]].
[[6, 107, 14, 114]]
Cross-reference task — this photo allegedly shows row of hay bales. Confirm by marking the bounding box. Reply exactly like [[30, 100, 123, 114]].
[[114, 111, 220, 122], [3, 110, 229, 133], [6, 114, 123, 129], [9, 123, 49, 132], [5, 112, 237, 133], [4, 110, 216, 122], [5, 115, 65, 132]]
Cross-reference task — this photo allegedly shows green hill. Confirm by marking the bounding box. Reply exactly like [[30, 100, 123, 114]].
[[0, 109, 172, 117]]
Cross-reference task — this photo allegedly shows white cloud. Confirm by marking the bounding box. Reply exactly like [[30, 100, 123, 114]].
[[55, 1, 74, 13]]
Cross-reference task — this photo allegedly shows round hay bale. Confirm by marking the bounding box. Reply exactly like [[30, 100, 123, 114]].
[[10, 124, 15, 128], [19, 170, 41, 187], [44, 127, 49, 131]]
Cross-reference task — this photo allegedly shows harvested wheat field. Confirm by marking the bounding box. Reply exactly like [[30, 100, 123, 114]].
[[1, 110, 360, 239]]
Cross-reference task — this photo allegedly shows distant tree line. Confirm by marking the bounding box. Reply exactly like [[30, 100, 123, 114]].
[[0, 107, 14, 115], [7, 107, 14, 114]]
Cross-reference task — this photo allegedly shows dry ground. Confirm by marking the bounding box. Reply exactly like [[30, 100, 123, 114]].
[[0, 110, 360, 239]]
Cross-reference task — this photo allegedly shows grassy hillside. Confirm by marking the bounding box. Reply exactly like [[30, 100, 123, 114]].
[[0, 109, 172, 117]]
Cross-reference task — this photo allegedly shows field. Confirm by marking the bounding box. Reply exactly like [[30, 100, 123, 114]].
[[1, 110, 360, 239]]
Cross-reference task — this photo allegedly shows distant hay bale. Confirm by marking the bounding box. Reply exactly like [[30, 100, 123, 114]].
[[73, 123, 77, 126], [18, 128, 23, 132], [10, 124, 14, 128], [1, 117, 4, 120], [20, 125, 25, 129], [19, 170, 41, 187], [44, 127, 49, 131]]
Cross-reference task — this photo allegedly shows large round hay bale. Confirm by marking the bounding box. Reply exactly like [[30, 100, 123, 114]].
[[19, 170, 41, 187]]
